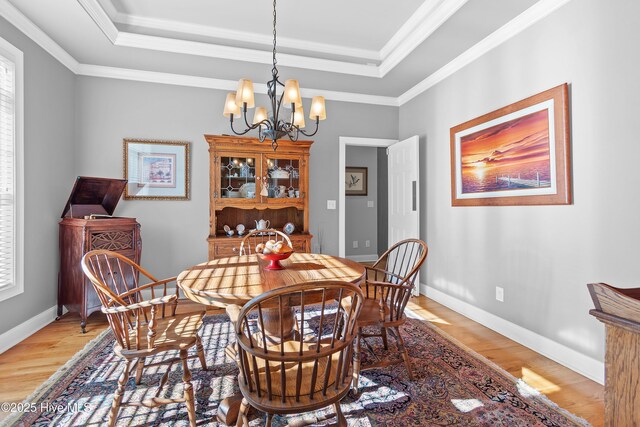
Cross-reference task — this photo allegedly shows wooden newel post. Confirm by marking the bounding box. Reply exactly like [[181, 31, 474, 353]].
[[588, 282, 640, 426]]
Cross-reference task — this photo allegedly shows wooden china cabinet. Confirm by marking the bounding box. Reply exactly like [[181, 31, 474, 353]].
[[204, 135, 313, 259]]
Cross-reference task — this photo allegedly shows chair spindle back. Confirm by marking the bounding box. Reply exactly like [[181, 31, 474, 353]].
[[365, 239, 428, 322], [239, 229, 293, 256], [81, 250, 177, 352], [234, 281, 363, 404]]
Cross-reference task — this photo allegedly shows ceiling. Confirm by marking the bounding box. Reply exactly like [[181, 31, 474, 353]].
[[3, 0, 549, 101]]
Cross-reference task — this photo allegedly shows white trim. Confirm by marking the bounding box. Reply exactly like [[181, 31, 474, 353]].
[[76, 0, 118, 43], [114, 32, 381, 77], [398, 0, 573, 105], [345, 254, 379, 262], [78, 64, 238, 90], [378, 0, 468, 76], [0, 0, 79, 73], [0, 0, 573, 106], [77, 64, 399, 106], [339, 137, 397, 258], [112, 12, 381, 62], [0, 305, 60, 354], [419, 283, 605, 385], [0, 36, 24, 303]]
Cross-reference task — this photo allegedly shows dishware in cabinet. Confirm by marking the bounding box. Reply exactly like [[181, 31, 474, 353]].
[[205, 135, 313, 260], [213, 153, 259, 205], [262, 154, 305, 206]]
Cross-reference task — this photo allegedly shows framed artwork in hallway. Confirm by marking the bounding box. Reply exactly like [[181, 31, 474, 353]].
[[345, 166, 368, 196], [450, 83, 571, 206], [123, 139, 190, 200]]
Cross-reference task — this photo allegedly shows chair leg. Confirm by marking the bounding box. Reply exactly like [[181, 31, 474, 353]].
[[381, 326, 389, 350], [135, 357, 145, 385], [393, 326, 414, 380], [265, 412, 273, 427], [108, 359, 132, 427], [334, 402, 347, 427], [352, 332, 362, 395], [235, 398, 250, 427], [196, 335, 208, 370], [180, 349, 197, 427]]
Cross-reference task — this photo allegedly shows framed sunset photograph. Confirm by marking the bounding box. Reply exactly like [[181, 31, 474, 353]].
[[450, 84, 571, 206]]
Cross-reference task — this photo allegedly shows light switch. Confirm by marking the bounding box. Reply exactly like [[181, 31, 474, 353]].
[[367, 200, 374, 208], [327, 200, 336, 210]]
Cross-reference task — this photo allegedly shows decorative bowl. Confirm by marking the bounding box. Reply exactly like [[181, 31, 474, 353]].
[[257, 251, 294, 270]]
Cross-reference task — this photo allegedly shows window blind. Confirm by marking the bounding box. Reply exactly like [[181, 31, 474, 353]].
[[0, 53, 15, 291]]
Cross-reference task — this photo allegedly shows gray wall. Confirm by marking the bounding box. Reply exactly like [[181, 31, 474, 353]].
[[0, 17, 76, 334], [399, 0, 640, 362], [345, 146, 378, 257], [75, 76, 397, 278]]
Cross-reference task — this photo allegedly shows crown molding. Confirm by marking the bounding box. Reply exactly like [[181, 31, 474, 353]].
[[114, 32, 381, 77], [77, 64, 399, 106], [77, 0, 118, 43], [378, 0, 468, 76], [112, 12, 381, 62], [77, 0, 467, 78], [1, 0, 573, 108], [78, 0, 381, 77], [398, 0, 574, 105], [0, 0, 79, 72]]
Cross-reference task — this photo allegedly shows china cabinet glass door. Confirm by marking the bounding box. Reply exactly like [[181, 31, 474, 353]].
[[219, 155, 258, 200], [262, 155, 303, 202]]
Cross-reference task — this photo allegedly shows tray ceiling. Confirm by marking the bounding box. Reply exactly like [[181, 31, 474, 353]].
[[3, 0, 549, 100]]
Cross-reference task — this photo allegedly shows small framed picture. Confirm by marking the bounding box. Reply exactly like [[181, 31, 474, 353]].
[[345, 167, 368, 196], [124, 139, 190, 200]]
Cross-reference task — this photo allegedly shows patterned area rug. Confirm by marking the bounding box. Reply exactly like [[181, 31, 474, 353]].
[[4, 313, 589, 427]]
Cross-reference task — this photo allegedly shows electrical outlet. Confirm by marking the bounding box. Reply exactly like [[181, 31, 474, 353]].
[[365, 240, 370, 247], [367, 200, 374, 208], [352, 240, 358, 248], [327, 200, 336, 209], [495, 286, 504, 302]]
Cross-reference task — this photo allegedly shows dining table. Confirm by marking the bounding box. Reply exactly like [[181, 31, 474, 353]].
[[176, 252, 365, 425]]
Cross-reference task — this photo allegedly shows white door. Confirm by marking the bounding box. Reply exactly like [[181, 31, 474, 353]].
[[388, 136, 420, 291]]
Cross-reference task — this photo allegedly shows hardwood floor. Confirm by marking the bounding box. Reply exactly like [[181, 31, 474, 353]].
[[0, 297, 604, 425]]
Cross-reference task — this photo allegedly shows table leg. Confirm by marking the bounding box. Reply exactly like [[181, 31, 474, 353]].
[[217, 393, 243, 425], [262, 306, 297, 342]]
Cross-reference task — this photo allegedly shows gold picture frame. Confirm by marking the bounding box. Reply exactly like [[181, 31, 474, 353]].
[[123, 139, 190, 200]]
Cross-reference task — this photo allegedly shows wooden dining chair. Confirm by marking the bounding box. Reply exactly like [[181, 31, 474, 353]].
[[239, 228, 292, 255], [228, 281, 364, 427], [352, 239, 428, 393], [81, 249, 208, 427]]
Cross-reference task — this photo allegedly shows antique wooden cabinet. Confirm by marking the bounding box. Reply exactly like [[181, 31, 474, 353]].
[[58, 177, 141, 332], [204, 135, 313, 259]]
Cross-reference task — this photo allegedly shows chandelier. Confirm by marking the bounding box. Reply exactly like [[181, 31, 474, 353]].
[[222, 0, 327, 151]]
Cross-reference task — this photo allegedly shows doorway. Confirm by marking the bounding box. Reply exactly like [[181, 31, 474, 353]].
[[338, 136, 420, 260]]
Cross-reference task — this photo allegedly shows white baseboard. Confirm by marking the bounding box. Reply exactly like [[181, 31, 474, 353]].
[[0, 305, 61, 354], [419, 283, 605, 385], [346, 254, 379, 262]]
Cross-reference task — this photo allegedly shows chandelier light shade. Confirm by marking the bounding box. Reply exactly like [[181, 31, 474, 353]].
[[222, 0, 326, 150], [235, 79, 255, 109], [223, 93, 241, 117], [310, 96, 327, 120], [252, 106, 268, 125], [292, 106, 306, 128]]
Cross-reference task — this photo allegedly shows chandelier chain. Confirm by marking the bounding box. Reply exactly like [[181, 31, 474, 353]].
[[271, 0, 278, 79]]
